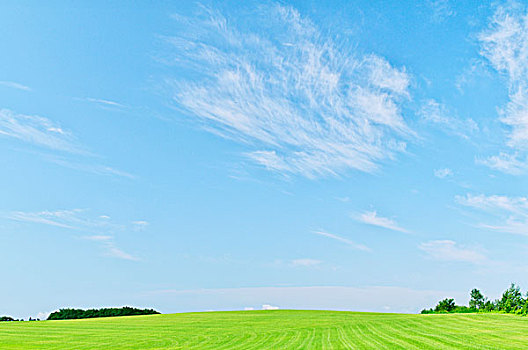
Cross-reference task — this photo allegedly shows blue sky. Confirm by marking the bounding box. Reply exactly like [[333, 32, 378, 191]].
[[2, 0, 528, 318]]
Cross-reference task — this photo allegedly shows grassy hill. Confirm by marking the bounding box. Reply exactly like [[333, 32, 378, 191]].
[[1, 310, 528, 349]]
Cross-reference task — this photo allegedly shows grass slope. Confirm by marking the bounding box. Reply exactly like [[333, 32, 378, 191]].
[[1, 310, 528, 349]]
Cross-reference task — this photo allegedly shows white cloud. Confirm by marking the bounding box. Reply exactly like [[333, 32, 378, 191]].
[[7, 208, 127, 232], [456, 193, 528, 215], [419, 99, 478, 139], [166, 4, 414, 178], [7, 209, 83, 229], [0, 81, 31, 91], [0, 109, 133, 179], [455, 59, 490, 93], [456, 193, 528, 235], [434, 168, 453, 178], [84, 235, 139, 261], [313, 230, 371, 252], [291, 258, 322, 267], [83, 97, 127, 109], [353, 210, 409, 233], [479, 219, 528, 235], [419, 240, 487, 264], [132, 220, 149, 229], [243, 307, 254, 311], [479, 4, 528, 173], [36, 311, 50, 320], [262, 304, 280, 310], [427, 0, 455, 23], [0, 109, 81, 153], [477, 152, 528, 175], [7, 209, 139, 260], [84, 235, 113, 241], [104, 244, 138, 261], [479, 3, 528, 94], [46, 156, 135, 179]]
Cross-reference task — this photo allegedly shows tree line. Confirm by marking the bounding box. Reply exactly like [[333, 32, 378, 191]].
[[0, 316, 19, 322], [422, 283, 528, 315], [47, 306, 160, 320], [0, 316, 39, 322]]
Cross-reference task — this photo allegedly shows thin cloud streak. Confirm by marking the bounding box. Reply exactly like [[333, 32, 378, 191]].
[[0, 109, 82, 153], [0, 108, 134, 179], [84, 235, 139, 261], [83, 97, 127, 109], [291, 258, 322, 267], [419, 99, 478, 140], [47, 156, 136, 179], [477, 152, 528, 175], [0, 81, 31, 91], [456, 193, 528, 235], [313, 230, 371, 252], [419, 240, 487, 265], [7, 209, 140, 261], [7, 209, 81, 229], [166, 4, 414, 178], [353, 210, 409, 233], [456, 193, 528, 215], [6, 209, 122, 232]]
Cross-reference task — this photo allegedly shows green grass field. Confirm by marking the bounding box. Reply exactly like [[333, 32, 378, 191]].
[[1, 310, 528, 349]]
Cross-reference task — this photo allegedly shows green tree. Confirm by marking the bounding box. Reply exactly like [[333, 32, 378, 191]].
[[469, 288, 485, 310], [435, 298, 455, 312], [498, 283, 524, 313], [483, 300, 496, 312]]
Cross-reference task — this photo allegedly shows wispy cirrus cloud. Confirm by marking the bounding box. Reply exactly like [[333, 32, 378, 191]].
[[7, 209, 141, 261], [0, 109, 81, 153], [166, 4, 414, 178], [434, 168, 453, 179], [84, 235, 138, 261], [291, 258, 322, 267], [79, 97, 128, 109], [46, 155, 136, 179], [7, 209, 82, 229], [418, 99, 478, 140], [0, 80, 31, 91], [477, 152, 528, 175], [427, 0, 456, 23], [7, 209, 123, 232], [352, 210, 409, 233], [478, 3, 528, 174], [313, 230, 370, 252], [456, 193, 528, 235], [0, 108, 133, 179], [456, 193, 528, 212], [419, 240, 487, 264], [132, 220, 149, 231]]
